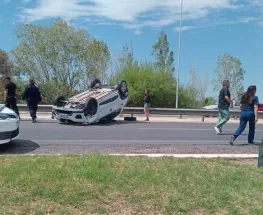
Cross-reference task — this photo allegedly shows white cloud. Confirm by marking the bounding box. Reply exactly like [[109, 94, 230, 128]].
[[174, 17, 260, 32], [18, 0, 259, 33]]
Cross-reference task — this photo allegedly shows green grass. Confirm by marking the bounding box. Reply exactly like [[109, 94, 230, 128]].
[[0, 155, 263, 215]]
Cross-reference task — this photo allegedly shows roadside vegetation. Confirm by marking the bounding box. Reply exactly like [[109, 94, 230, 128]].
[[0, 19, 245, 108], [0, 155, 262, 215]]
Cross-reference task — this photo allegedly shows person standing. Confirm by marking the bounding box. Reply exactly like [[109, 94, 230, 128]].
[[214, 80, 232, 134], [3, 76, 20, 118], [144, 89, 151, 121], [229, 85, 259, 145], [22, 79, 42, 123]]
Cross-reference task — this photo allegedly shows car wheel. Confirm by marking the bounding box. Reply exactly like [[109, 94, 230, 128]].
[[124, 116, 136, 121], [53, 96, 66, 107], [84, 97, 98, 116], [90, 78, 101, 88], [118, 80, 128, 100]]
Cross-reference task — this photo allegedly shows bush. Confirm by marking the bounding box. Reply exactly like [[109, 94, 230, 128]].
[[109, 62, 204, 108]]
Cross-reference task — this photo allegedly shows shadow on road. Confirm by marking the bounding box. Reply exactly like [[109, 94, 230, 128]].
[[96, 120, 147, 126], [0, 139, 40, 155], [60, 119, 147, 127], [219, 133, 247, 136]]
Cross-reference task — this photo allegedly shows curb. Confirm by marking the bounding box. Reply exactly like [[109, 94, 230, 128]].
[[0, 154, 259, 158]]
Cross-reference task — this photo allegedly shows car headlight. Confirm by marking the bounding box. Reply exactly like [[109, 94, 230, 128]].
[[0, 113, 17, 120]]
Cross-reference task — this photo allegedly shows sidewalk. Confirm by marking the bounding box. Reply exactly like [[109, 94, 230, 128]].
[[19, 112, 263, 124]]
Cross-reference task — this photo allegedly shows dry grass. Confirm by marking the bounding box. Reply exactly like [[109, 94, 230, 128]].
[[0, 155, 263, 215]]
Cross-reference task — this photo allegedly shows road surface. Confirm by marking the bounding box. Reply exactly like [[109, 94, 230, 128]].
[[0, 120, 262, 155]]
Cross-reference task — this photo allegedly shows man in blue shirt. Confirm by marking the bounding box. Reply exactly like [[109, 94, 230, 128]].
[[229, 85, 259, 145], [22, 79, 42, 123]]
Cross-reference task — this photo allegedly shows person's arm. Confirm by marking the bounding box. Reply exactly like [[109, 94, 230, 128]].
[[224, 89, 232, 104], [4, 84, 8, 99], [254, 97, 259, 123], [22, 87, 28, 101], [240, 104, 243, 111]]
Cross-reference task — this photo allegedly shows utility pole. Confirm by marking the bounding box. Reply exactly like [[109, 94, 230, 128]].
[[176, 0, 183, 108]]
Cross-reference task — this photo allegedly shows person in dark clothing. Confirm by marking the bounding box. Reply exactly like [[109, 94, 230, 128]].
[[4, 77, 20, 118], [144, 89, 151, 121], [22, 79, 42, 123], [229, 85, 259, 145], [214, 80, 232, 134]]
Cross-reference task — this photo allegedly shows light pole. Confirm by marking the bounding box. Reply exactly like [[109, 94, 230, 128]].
[[176, 0, 183, 108]]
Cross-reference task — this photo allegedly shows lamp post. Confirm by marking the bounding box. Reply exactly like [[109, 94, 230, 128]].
[[176, 0, 183, 108]]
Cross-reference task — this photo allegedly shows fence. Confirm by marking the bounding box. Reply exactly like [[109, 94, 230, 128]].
[[16, 104, 263, 121]]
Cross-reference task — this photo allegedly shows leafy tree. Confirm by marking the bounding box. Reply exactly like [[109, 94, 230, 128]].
[[201, 97, 217, 106], [85, 39, 110, 84], [152, 31, 175, 74], [0, 49, 14, 76], [109, 61, 177, 108], [212, 53, 245, 101], [11, 19, 110, 102], [117, 44, 135, 71]]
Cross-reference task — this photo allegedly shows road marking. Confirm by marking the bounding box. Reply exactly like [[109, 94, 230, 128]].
[[139, 128, 263, 131], [109, 154, 258, 158], [28, 139, 255, 144], [0, 153, 258, 158]]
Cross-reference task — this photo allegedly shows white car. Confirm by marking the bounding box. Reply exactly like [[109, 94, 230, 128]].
[[52, 79, 129, 125], [202, 105, 218, 110], [0, 104, 20, 144]]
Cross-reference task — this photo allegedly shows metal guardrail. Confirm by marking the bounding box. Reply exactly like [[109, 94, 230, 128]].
[[16, 104, 263, 121]]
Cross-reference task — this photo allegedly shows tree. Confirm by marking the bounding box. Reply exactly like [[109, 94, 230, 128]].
[[85, 39, 110, 84], [0, 49, 14, 77], [212, 53, 245, 101], [152, 31, 175, 74], [11, 19, 110, 103], [109, 61, 177, 108], [117, 44, 135, 71], [186, 63, 209, 106]]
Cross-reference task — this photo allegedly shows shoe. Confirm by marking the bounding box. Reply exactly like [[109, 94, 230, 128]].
[[32, 118, 36, 123], [214, 127, 221, 134], [229, 136, 235, 145], [144, 118, 149, 121]]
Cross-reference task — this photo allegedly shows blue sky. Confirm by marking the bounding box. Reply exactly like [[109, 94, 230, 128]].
[[1, 0, 263, 101]]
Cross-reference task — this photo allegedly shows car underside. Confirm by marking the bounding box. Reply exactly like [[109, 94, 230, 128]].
[[52, 79, 129, 125]]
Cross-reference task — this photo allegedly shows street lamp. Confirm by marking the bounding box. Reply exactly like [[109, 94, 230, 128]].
[[176, 0, 183, 109]]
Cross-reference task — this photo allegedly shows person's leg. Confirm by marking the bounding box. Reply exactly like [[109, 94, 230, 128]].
[[217, 110, 222, 132], [145, 108, 149, 121], [27, 102, 34, 120], [144, 103, 149, 121], [229, 112, 248, 145], [5, 98, 11, 109], [248, 113, 256, 144], [215, 108, 229, 134], [10, 97, 20, 117], [32, 103, 37, 122]]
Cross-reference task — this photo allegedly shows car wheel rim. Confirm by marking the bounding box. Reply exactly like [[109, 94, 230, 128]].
[[120, 82, 127, 92]]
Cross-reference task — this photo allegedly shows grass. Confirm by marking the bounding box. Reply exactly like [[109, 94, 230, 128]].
[[0, 155, 263, 215]]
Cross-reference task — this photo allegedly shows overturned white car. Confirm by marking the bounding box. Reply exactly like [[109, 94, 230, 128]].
[[52, 79, 128, 124]]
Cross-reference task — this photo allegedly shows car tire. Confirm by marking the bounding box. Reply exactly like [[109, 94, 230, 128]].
[[118, 80, 128, 100], [84, 97, 98, 116], [124, 116, 136, 121], [53, 96, 66, 107], [90, 78, 101, 88]]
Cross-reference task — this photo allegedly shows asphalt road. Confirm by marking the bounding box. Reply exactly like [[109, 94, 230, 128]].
[[0, 120, 263, 154]]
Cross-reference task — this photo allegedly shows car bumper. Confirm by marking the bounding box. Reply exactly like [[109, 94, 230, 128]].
[[0, 120, 20, 144], [52, 106, 88, 123]]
